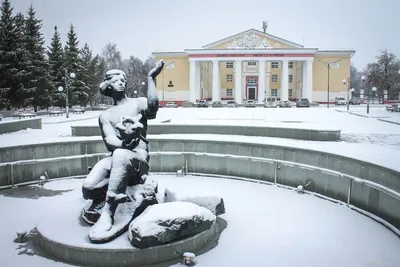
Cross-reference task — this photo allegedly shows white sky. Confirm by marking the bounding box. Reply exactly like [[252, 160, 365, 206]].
[[12, 0, 400, 70]]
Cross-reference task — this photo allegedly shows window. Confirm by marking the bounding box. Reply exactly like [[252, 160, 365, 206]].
[[271, 62, 279, 68], [289, 75, 293, 83], [226, 62, 233, 68], [288, 62, 294, 68], [165, 62, 175, 70], [226, 88, 233, 97], [289, 89, 293, 97], [330, 62, 340, 69], [226, 74, 233, 82], [247, 77, 257, 84], [247, 61, 256, 66], [272, 75, 278, 83], [271, 89, 278, 96]]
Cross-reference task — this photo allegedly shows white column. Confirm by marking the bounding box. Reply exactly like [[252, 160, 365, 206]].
[[302, 61, 308, 98], [280, 60, 289, 101], [306, 59, 313, 102], [258, 60, 266, 103], [234, 60, 242, 103], [195, 62, 201, 101], [189, 60, 196, 102], [212, 60, 220, 101]]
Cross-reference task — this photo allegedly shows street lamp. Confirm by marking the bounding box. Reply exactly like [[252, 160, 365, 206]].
[[162, 61, 175, 105], [57, 70, 76, 118], [342, 79, 349, 111], [315, 58, 346, 108]]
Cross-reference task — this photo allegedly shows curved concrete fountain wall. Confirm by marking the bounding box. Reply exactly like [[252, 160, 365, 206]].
[[71, 124, 341, 141], [0, 138, 399, 234], [0, 118, 41, 134]]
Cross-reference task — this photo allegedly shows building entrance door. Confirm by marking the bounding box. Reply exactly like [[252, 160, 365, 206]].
[[248, 87, 256, 100]]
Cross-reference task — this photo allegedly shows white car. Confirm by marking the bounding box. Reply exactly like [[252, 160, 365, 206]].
[[165, 102, 178, 108], [264, 97, 278, 108], [335, 97, 346, 105]]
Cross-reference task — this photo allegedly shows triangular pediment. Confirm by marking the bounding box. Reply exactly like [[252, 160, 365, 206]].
[[202, 29, 303, 50]]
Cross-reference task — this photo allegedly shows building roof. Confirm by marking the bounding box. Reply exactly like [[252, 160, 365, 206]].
[[202, 28, 304, 49]]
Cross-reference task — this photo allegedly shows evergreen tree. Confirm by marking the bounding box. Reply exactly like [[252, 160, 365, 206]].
[[12, 12, 27, 108], [64, 24, 88, 106], [0, 0, 19, 109], [80, 43, 99, 106], [23, 5, 52, 111], [47, 25, 64, 107]]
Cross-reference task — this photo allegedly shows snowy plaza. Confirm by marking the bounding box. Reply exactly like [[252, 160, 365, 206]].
[[1, 105, 400, 267]]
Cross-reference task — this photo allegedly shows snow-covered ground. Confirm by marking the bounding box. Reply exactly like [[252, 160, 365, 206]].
[[1, 175, 399, 267], [0, 105, 399, 171]]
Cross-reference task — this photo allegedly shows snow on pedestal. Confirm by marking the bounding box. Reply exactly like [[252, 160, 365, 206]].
[[128, 202, 216, 249], [164, 188, 225, 215], [88, 180, 158, 243]]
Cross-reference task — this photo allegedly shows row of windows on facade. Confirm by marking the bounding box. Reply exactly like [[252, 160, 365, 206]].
[[225, 88, 293, 97], [225, 61, 294, 69], [225, 61, 340, 69], [225, 74, 293, 83]]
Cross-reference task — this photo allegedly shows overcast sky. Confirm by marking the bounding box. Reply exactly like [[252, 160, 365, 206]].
[[12, 0, 400, 70]]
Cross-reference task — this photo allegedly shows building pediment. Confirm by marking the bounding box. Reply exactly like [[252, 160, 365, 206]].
[[202, 29, 303, 50]]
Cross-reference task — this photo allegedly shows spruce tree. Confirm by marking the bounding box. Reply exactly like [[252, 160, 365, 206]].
[[13, 12, 28, 108], [80, 43, 96, 105], [0, 0, 19, 109], [23, 5, 52, 111], [64, 24, 88, 106], [47, 25, 64, 107]]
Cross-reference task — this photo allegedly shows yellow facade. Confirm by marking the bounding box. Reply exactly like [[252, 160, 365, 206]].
[[153, 28, 355, 104]]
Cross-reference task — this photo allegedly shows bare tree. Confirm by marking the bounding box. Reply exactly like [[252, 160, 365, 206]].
[[123, 56, 145, 97], [365, 49, 400, 99], [101, 42, 123, 70], [350, 63, 362, 93]]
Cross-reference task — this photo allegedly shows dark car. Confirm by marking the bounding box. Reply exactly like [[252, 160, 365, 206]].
[[279, 100, 291, 108], [349, 97, 360, 105], [226, 100, 237, 108], [296, 98, 310, 107], [244, 99, 256, 108], [212, 101, 223, 108], [197, 100, 208, 108]]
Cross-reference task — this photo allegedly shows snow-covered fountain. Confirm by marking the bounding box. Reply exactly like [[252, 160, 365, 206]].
[[36, 63, 227, 266]]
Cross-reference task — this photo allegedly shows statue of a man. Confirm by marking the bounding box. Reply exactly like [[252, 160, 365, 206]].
[[81, 60, 164, 232]]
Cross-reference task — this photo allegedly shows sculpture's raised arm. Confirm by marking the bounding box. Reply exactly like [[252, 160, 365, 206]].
[[146, 60, 164, 119]]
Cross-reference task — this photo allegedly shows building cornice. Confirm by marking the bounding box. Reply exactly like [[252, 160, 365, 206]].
[[185, 48, 318, 55], [315, 49, 356, 57], [152, 51, 187, 57]]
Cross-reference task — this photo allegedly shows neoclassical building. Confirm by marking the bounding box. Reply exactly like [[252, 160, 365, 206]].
[[152, 28, 355, 105]]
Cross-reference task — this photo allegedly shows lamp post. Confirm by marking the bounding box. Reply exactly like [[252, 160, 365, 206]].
[[57, 70, 76, 118], [162, 61, 175, 105], [342, 78, 353, 111], [315, 58, 345, 108]]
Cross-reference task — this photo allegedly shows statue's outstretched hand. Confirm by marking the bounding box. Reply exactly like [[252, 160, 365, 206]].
[[148, 60, 164, 80]]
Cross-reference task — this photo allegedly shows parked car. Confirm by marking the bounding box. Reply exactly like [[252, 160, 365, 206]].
[[212, 101, 223, 108], [264, 97, 278, 108], [335, 97, 346, 105], [349, 97, 360, 105], [226, 100, 237, 108], [197, 100, 208, 108], [165, 102, 178, 108], [296, 98, 310, 107], [279, 100, 291, 108], [72, 106, 85, 113], [244, 99, 256, 108]]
